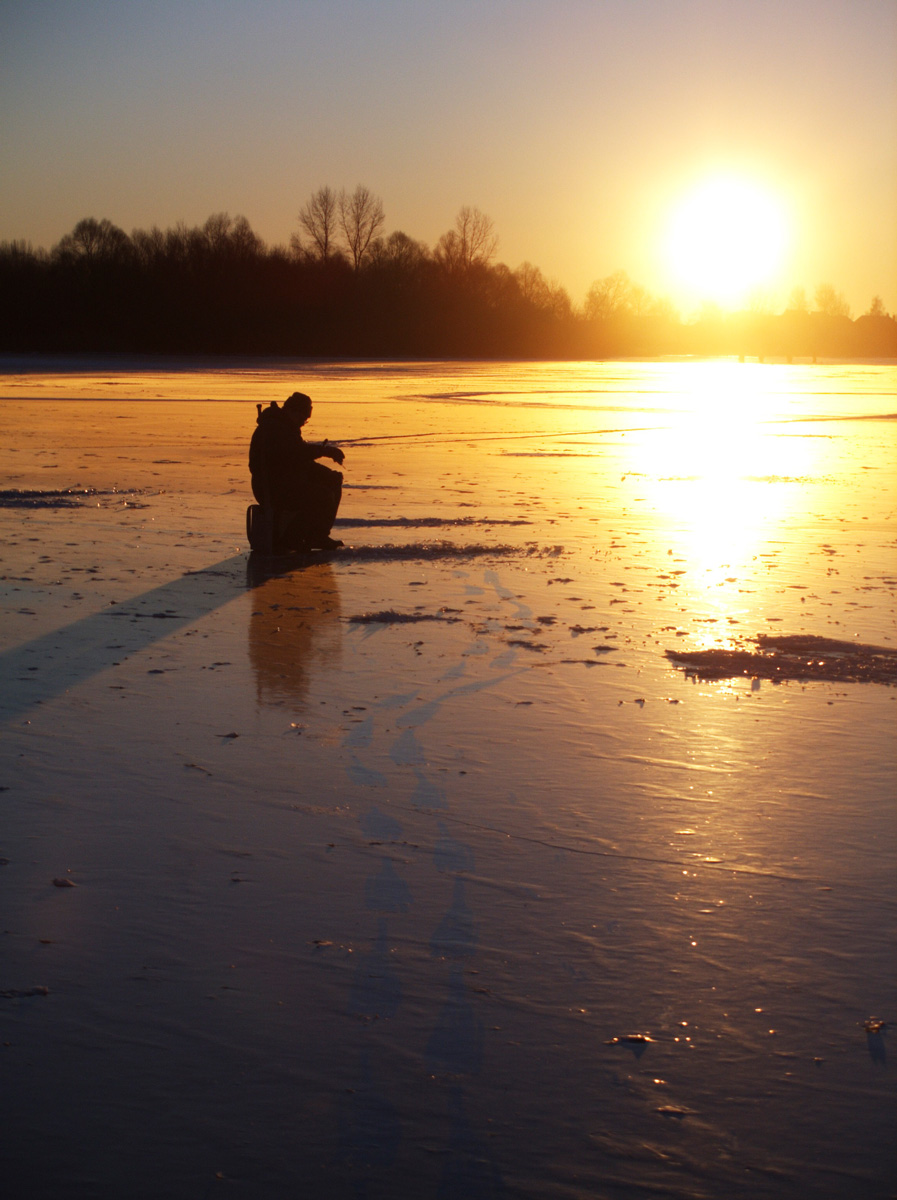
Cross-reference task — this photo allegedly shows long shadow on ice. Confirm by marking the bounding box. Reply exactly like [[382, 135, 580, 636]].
[[0, 555, 249, 722], [1, 539, 522, 723]]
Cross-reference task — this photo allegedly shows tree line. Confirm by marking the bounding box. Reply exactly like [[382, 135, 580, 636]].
[[1, 188, 894, 359]]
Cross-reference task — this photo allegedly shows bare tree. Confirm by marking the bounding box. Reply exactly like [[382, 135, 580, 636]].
[[433, 228, 462, 272], [338, 185, 385, 270], [814, 283, 851, 318], [514, 261, 551, 305], [199, 213, 263, 261], [785, 285, 809, 313], [547, 283, 573, 321], [627, 281, 652, 318], [0, 238, 44, 261], [53, 217, 132, 265], [583, 269, 632, 320], [131, 224, 166, 265], [368, 230, 430, 272], [202, 212, 233, 252], [513, 261, 571, 318], [435, 206, 498, 272], [458, 206, 498, 267], [297, 186, 340, 261], [866, 295, 887, 317]]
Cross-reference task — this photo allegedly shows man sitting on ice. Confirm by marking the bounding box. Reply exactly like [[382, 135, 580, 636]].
[[248, 391, 345, 553]]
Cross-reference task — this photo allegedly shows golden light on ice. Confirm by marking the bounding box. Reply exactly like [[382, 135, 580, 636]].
[[665, 176, 788, 308], [622, 362, 818, 613]]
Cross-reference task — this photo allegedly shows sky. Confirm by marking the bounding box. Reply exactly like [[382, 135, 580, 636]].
[[2, 0, 896, 317]]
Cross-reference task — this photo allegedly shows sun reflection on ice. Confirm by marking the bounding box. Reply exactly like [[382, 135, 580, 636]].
[[621, 361, 820, 635]]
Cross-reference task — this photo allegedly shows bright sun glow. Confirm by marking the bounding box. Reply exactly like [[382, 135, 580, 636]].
[[666, 175, 789, 309], [623, 361, 817, 610]]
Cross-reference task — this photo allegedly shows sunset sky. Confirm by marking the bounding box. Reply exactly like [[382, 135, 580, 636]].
[[3, 0, 895, 317]]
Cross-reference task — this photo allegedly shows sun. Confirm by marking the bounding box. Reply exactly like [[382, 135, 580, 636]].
[[665, 174, 789, 309]]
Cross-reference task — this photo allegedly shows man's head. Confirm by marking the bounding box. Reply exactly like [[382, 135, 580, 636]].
[[284, 392, 312, 425]]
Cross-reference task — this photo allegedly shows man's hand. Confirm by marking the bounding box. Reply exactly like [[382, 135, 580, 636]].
[[327, 446, 345, 465]]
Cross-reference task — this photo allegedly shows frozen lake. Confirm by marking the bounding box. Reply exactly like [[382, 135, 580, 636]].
[[1, 357, 895, 1198]]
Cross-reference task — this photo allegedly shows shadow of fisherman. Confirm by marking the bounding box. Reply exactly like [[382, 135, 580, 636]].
[[248, 391, 345, 554]]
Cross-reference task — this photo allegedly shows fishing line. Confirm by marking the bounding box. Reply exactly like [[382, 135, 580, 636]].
[[338, 410, 842, 448], [340, 423, 670, 447]]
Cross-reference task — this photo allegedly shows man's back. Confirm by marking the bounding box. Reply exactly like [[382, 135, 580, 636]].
[[249, 403, 311, 507]]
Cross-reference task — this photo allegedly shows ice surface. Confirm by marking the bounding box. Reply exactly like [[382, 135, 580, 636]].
[[0, 358, 895, 1198]]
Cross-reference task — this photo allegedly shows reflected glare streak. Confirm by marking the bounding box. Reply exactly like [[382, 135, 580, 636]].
[[618, 363, 820, 634]]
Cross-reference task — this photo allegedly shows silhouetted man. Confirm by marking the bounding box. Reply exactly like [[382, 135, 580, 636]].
[[249, 391, 345, 552]]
